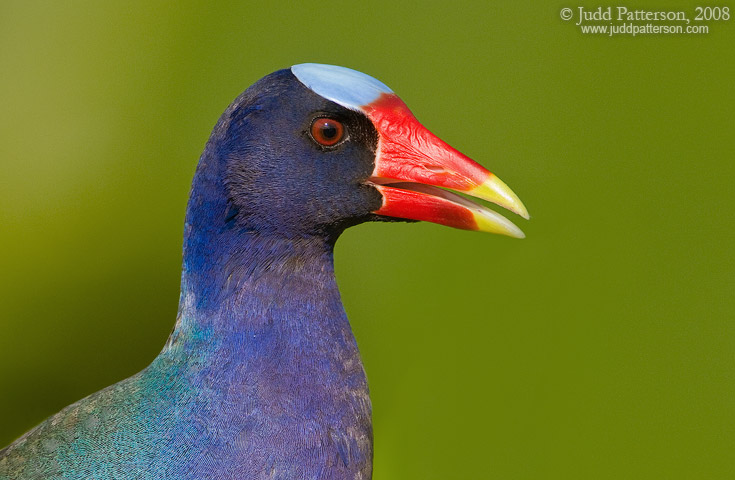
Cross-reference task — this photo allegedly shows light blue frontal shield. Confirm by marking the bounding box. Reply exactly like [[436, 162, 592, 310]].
[[291, 63, 394, 111]]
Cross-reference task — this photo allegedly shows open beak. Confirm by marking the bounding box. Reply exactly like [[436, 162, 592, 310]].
[[364, 94, 529, 238]]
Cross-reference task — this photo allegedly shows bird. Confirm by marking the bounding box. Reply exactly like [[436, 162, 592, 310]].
[[0, 63, 528, 479]]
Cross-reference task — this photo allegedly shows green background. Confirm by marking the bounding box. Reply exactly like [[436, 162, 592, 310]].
[[1, 1, 733, 478]]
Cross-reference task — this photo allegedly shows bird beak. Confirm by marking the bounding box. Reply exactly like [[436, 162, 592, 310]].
[[363, 94, 529, 238]]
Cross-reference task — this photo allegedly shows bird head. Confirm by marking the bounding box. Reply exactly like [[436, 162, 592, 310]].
[[191, 64, 528, 243]]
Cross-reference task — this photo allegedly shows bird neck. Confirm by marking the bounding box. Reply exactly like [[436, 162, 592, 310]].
[[156, 230, 373, 477], [171, 228, 347, 347]]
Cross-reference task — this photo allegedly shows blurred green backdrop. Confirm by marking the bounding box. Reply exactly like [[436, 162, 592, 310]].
[[1, 1, 733, 478]]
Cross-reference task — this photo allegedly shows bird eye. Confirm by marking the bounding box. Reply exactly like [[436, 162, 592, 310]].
[[310, 117, 345, 147]]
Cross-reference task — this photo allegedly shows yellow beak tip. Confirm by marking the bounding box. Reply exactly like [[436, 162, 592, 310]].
[[472, 209, 526, 239], [471, 175, 530, 220]]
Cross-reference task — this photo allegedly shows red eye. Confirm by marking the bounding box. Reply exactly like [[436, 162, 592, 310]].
[[310, 117, 344, 146]]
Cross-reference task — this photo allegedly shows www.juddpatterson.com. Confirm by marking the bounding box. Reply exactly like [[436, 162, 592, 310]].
[[559, 6, 731, 36]]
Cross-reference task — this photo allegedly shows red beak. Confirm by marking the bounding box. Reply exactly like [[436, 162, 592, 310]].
[[364, 94, 529, 238]]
